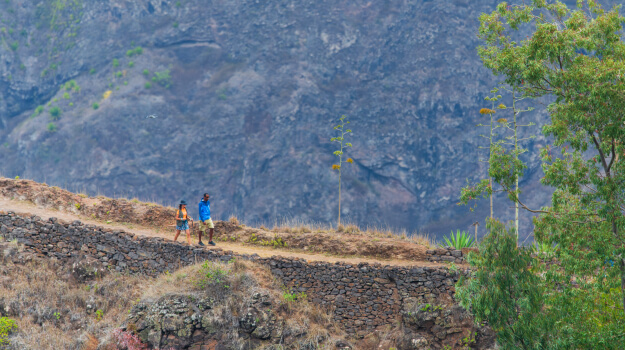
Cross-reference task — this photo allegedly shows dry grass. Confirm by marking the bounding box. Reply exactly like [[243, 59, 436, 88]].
[[229, 215, 240, 226], [1, 247, 350, 350], [264, 218, 436, 249], [0, 247, 149, 349]]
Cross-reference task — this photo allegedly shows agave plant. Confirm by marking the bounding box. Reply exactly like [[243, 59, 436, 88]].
[[441, 230, 475, 249], [530, 241, 558, 257]]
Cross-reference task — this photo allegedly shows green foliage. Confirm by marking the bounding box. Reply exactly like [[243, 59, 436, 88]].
[[216, 87, 227, 100], [46, 122, 57, 132], [112, 58, 119, 68], [9, 41, 17, 51], [128, 61, 134, 68], [152, 70, 172, 88], [330, 115, 354, 227], [144, 82, 152, 89], [64, 79, 78, 91], [89, 68, 95, 74], [260, 236, 288, 248], [456, 219, 552, 348], [193, 261, 230, 290], [530, 240, 558, 258], [31, 105, 44, 118], [63, 92, 70, 99], [142, 69, 149, 76], [0, 317, 17, 346], [95, 309, 103, 322], [441, 230, 475, 249], [49, 106, 61, 120], [126, 46, 143, 57], [458, 1, 625, 347], [283, 291, 307, 302]]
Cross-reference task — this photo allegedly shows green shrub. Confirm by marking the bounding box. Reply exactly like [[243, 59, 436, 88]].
[[46, 122, 57, 132], [10, 41, 18, 51], [142, 69, 149, 76], [89, 68, 96, 74], [193, 261, 230, 289], [115, 71, 123, 78], [144, 82, 151, 89], [31, 105, 44, 118], [126, 46, 143, 57], [63, 92, 70, 99], [283, 291, 307, 302], [92, 102, 99, 110], [64, 80, 78, 90], [0, 317, 17, 346], [128, 61, 134, 68], [112, 58, 119, 68], [152, 69, 172, 88], [49, 106, 61, 120], [441, 230, 475, 249]]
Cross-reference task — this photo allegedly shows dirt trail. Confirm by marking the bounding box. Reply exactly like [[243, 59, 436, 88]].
[[0, 198, 451, 267]]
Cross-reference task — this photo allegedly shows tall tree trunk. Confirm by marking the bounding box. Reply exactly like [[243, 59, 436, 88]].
[[621, 258, 625, 315], [489, 105, 494, 219], [513, 89, 519, 244]]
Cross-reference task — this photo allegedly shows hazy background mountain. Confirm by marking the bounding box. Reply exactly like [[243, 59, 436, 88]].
[[0, 0, 613, 241]]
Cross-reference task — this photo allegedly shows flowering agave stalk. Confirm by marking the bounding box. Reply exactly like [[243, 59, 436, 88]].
[[459, 88, 501, 243], [331, 115, 353, 228], [493, 86, 535, 242]]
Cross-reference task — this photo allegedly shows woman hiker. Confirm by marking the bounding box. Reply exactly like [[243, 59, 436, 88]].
[[173, 200, 194, 245]]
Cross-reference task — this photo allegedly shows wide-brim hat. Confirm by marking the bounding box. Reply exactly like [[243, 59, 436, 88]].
[[180, 200, 187, 205]]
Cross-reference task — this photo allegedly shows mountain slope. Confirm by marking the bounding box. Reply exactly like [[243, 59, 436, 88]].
[[0, 0, 608, 238]]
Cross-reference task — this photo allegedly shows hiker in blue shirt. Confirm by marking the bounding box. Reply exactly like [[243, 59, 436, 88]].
[[198, 193, 215, 246]]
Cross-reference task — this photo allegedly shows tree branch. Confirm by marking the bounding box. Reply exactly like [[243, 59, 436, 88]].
[[590, 132, 610, 177]]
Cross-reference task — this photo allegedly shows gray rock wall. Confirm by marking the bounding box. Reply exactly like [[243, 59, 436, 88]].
[[0, 212, 467, 339]]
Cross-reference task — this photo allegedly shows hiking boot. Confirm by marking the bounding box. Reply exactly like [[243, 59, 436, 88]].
[[198, 241, 205, 246], [208, 241, 216, 246]]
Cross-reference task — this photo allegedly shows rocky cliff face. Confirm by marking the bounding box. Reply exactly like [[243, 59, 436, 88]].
[[0, 0, 606, 238]]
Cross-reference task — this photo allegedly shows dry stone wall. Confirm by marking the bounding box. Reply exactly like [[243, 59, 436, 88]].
[[426, 247, 466, 264], [0, 212, 490, 347]]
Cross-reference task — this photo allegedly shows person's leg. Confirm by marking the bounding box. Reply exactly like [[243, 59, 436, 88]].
[[185, 229, 191, 245], [198, 221, 204, 243], [208, 218, 215, 245], [174, 230, 181, 241]]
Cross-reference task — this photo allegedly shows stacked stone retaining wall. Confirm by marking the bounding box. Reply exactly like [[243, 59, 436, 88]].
[[426, 247, 465, 264], [0, 212, 467, 338]]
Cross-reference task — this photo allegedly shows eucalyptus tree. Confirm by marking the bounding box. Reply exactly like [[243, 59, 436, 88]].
[[456, 1, 625, 347]]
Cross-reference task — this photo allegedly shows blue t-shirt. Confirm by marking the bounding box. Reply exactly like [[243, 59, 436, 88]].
[[199, 200, 211, 221]]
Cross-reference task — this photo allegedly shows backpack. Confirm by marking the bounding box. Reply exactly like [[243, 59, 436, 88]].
[[176, 208, 188, 226]]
